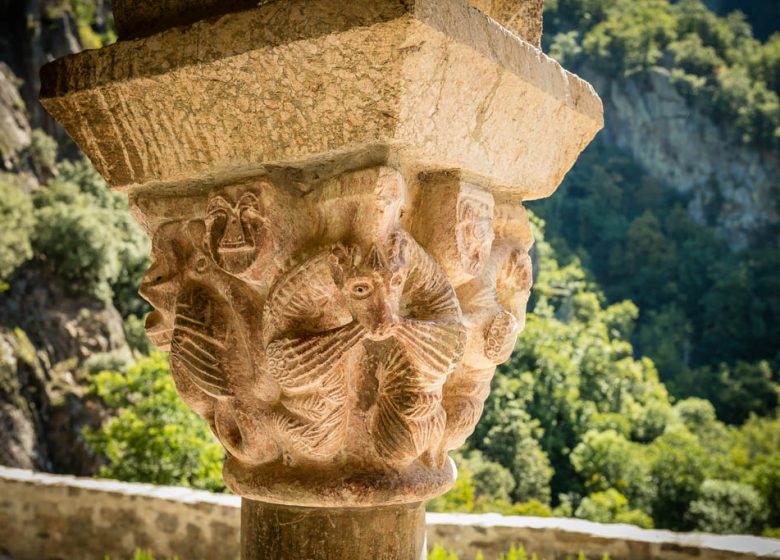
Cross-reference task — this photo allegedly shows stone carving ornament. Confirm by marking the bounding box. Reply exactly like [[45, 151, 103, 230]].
[[39, 0, 603, 555], [133, 167, 533, 506]]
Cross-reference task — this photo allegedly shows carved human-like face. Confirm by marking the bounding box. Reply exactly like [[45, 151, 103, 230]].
[[497, 247, 533, 322], [457, 195, 495, 277], [206, 191, 267, 275]]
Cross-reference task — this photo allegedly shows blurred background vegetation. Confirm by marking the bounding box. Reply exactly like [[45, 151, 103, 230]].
[[0, 0, 778, 540]]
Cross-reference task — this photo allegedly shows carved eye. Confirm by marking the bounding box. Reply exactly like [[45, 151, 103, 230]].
[[349, 282, 374, 299], [391, 274, 404, 288]]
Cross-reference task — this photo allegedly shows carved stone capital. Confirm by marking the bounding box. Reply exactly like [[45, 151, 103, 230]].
[[40, 0, 602, 509], [130, 166, 533, 506]]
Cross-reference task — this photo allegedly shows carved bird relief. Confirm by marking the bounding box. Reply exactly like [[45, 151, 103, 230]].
[[263, 232, 465, 467]]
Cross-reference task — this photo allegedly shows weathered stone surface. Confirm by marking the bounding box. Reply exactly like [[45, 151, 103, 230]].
[[130, 164, 533, 507], [40, 0, 601, 198], [39, 0, 602, 516], [0, 467, 241, 560], [0, 63, 30, 169], [0, 269, 129, 475], [112, 0, 543, 47], [242, 500, 427, 560], [2, 467, 780, 560], [583, 66, 780, 250], [469, 0, 543, 47]]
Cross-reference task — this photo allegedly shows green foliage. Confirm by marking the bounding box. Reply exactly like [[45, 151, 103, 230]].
[[0, 175, 34, 283], [570, 430, 649, 505], [69, 0, 116, 47], [545, 0, 780, 150], [29, 129, 58, 175], [532, 141, 780, 425], [686, 480, 768, 534], [498, 545, 531, 560], [31, 158, 150, 314], [442, 213, 780, 535], [646, 430, 706, 530], [84, 353, 225, 491], [746, 455, 780, 528], [428, 545, 459, 560], [462, 449, 517, 505], [582, 0, 678, 74], [675, 361, 779, 425], [124, 314, 153, 356], [574, 489, 653, 528]]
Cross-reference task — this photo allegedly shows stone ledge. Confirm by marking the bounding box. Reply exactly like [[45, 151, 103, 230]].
[[40, 0, 602, 198], [2, 466, 779, 560]]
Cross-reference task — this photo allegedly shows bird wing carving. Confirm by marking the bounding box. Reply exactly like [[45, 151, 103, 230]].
[[266, 322, 365, 460], [170, 287, 233, 398], [372, 343, 446, 466], [400, 233, 462, 321], [266, 322, 364, 395], [392, 320, 465, 382], [263, 250, 347, 342]]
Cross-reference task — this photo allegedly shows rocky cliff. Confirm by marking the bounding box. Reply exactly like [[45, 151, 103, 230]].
[[0, 0, 128, 475], [583, 66, 780, 250]]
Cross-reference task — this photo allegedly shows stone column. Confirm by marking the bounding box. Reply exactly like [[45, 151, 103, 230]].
[[40, 1, 602, 558]]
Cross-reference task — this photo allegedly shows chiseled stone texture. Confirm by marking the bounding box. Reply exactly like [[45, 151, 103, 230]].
[[40, 0, 601, 198], [112, 0, 543, 47], [2, 467, 780, 560]]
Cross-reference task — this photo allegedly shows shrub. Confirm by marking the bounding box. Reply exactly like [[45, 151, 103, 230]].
[[33, 197, 122, 300], [575, 489, 654, 528], [745, 455, 780, 528], [124, 314, 153, 355], [570, 430, 649, 506], [686, 479, 767, 534], [84, 353, 225, 491], [647, 430, 706, 530], [32, 159, 149, 309], [29, 129, 58, 175], [0, 175, 34, 283]]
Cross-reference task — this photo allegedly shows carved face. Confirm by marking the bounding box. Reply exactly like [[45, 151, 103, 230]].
[[139, 221, 195, 350], [331, 243, 407, 341], [497, 247, 533, 321], [457, 195, 495, 277], [206, 191, 267, 275]]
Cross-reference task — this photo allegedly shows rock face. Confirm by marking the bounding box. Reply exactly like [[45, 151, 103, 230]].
[[0, 63, 31, 170], [584, 67, 780, 250], [0, 268, 130, 474], [0, 0, 111, 145], [0, 0, 130, 476]]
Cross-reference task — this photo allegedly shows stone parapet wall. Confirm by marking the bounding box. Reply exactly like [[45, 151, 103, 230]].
[[0, 467, 241, 560], [1, 466, 779, 560]]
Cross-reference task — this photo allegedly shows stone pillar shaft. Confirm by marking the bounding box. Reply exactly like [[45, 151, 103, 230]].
[[40, 1, 603, 558], [242, 500, 426, 560]]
